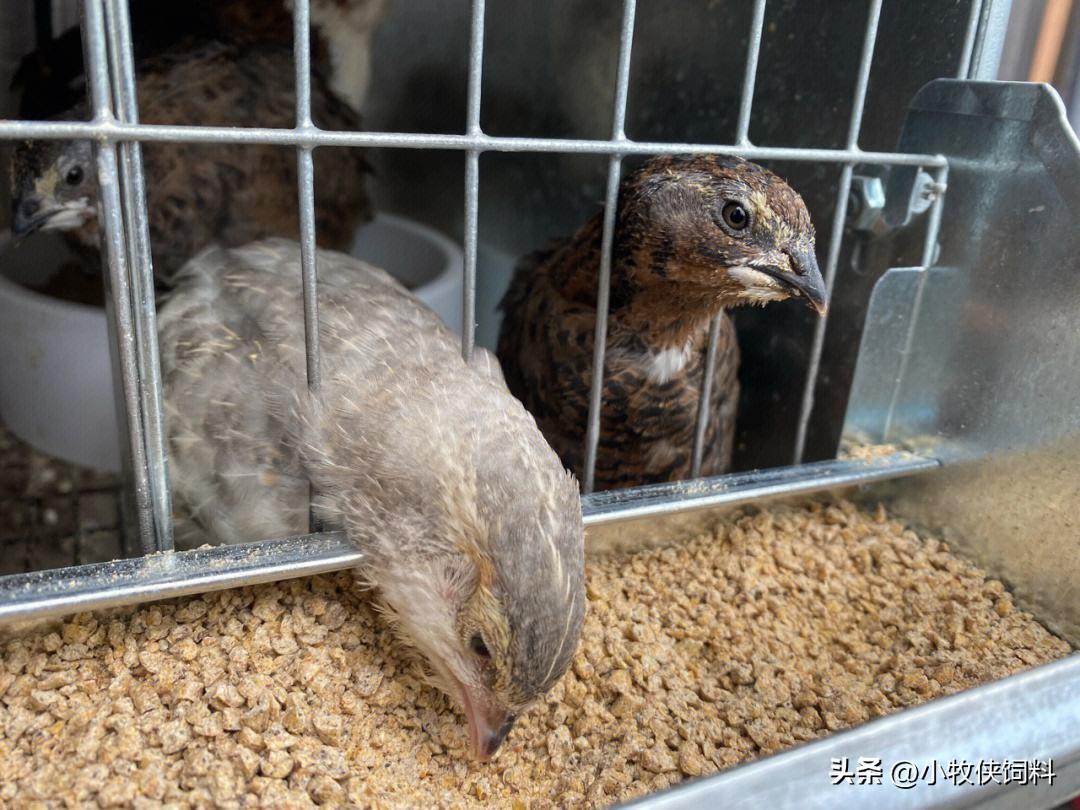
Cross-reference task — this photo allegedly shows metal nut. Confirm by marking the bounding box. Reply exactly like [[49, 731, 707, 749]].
[[848, 175, 886, 231]]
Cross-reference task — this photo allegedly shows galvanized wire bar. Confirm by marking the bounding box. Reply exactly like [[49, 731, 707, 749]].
[[793, 0, 884, 464], [0, 119, 949, 167], [792, 160, 854, 459], [690, 315, 724, 478], [462, 152, 480, 360], [882, 163, 948, 441], [0, 532, 361, 625], [80, 0, 158, 553], [293, 0, 313, 129], [584, 452, 938, 527], [103, 0, 173, 552], [839, 3, 881, 148], [461, 0, 486, 361], [735, 0, 768, 147], [0, 454, 934, 624], [692, 0, 768, 478], [582, 156, 623, 496], [582, 0, 638, 494], [877, 9, 971, 439], [292, 0, 324, 536], [465, 0, 485, 133], [297, 150, 321, 389], [294, 0, 321, 393]]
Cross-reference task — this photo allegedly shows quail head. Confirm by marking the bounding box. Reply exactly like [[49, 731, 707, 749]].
[[158, 239, 585, 758], [498, 154, 826, 489], [10, 136, 97, 243], [10, 40, 372, 288]]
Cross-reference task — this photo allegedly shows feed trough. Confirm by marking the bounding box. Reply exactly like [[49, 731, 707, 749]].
[[0, 0, 1077, 807]]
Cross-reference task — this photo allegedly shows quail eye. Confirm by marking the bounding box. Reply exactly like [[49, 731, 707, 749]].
[[65, 166, 84, 186], [469, 633, 491, 659], [721, 201, 750, 232]]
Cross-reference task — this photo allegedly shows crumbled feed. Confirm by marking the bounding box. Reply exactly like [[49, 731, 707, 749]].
[[0, 500, 1070, 807], [837, 433, 943, 463], [837, 442, 902, 460]]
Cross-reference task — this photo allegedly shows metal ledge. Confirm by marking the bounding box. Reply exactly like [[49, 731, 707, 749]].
[[583, 453, 939, 525], [625, 654, 1080, 810], [0, 454, 937, 625], [0, 532, 360, 625]]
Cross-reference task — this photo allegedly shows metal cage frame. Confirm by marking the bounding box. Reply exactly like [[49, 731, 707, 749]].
[[10, 6, 1080, 809], [0, 0, 995, 616]]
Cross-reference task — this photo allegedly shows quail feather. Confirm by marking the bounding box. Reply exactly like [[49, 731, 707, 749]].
[[10, 39, 372, 288], [158, 239, 585, 758], [10, 0, 390, 119], [498, 154, 827, 490]]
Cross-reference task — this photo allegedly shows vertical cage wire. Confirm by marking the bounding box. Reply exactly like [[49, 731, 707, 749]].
[[581, 0, 638, 494], [461, 0, 486, 362], [292, 0, 325, 534], [690, 314, 725, 477], [294, 0, 322, 394], [80, 0, 160, 553], [734, 0, 768, 148], [882, 162, 949, 441], [793, 0, 977, 462], [792, 0, 884, 464], [691, 0, 768, 478], [103, 0, 173, 552], [462, 151, 480, 362]]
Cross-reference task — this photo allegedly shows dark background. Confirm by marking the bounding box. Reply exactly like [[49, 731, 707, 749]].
[[362, 0, 980, 469]]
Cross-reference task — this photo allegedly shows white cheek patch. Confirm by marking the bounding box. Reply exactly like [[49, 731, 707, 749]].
[[728, 264, 780, 289], [42, 199, 94, 231], [727, 264, 792, 305], [740, 287, 790, 305]]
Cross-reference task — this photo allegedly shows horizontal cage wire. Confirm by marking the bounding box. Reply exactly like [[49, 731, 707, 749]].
[[0, 0, 979, 558]]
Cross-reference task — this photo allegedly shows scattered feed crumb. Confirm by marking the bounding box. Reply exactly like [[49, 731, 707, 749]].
[[838, 442, 902, 460], [0, 499, 1070, 807]]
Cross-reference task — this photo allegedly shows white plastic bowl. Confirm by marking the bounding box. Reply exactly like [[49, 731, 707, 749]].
[[0, 214, 464, 472], [350, 213, 464, 335]]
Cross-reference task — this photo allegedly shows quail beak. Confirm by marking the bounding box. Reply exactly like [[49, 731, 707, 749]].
[[756, 248, 829, 316], [457, 679, 516, 760], [11, 194, 59, 238], [11, 194, 91, 240]]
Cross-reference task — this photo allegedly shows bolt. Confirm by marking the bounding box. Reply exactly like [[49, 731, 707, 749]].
[[848, 175, 886, 232]]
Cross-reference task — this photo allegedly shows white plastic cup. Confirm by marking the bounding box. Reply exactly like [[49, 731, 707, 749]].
[[0, 215, 465, 472]]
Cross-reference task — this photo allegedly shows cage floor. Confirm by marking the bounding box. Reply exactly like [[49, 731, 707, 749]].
[[0, 422, 126, 576]]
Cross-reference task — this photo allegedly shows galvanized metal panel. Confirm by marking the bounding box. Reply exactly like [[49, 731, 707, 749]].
[[624, 655, 1080, 810], [845, 80, 1080, 644], [843, 266, 924, 439]]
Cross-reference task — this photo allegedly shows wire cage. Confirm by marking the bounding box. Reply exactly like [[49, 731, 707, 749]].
[[5, 0, 1080, 806], [0, 0, 1011, 636], [1, 0, 974, 560]]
